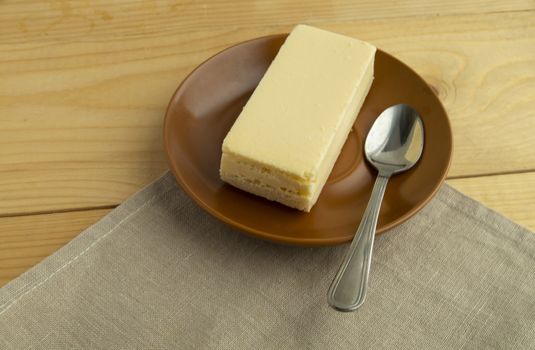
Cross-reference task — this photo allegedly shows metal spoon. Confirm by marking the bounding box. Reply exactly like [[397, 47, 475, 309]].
[[327, 104, 424, 312]]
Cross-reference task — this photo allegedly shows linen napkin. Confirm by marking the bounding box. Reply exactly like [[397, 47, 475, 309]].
[[1, 172, 534, 349]]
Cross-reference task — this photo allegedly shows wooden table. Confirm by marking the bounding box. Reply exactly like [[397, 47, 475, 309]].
[[1, 1, 534, 287]]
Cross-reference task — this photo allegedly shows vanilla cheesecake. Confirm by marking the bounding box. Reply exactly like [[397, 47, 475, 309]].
[[220, 24, 376, 212]]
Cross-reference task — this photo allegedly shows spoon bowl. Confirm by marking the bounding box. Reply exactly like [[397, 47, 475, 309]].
[[365, 104, 424, 175]]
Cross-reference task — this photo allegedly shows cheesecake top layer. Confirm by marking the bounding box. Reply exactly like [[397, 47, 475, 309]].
[[222, 24, 376, 181]]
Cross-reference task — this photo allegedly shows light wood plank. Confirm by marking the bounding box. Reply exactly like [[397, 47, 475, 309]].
[[1, 171, 533, 287], [448, 172, 535, 231], [0, 208, 111, 287], [0, 0, 532, 44], [1, 11, 534, 215]]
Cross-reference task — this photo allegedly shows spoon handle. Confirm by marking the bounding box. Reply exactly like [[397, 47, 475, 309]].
[[327, 175, 389, 311]]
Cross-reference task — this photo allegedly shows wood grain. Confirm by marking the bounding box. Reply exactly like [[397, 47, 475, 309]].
[[0, 208, 111, 287], [1, 171, 533, 287], [448, 172, 535, 231], [1, 0, 532, 43], [1, 9, 534, 215]]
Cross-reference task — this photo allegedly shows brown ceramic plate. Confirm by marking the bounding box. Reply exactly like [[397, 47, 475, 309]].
[[164, 34, 452, 246]]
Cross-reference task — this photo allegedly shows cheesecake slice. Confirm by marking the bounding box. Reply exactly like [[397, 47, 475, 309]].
[[220, 24, 376, 212]]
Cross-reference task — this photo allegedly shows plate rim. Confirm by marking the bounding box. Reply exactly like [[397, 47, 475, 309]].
[[163, 33, 453, 246]]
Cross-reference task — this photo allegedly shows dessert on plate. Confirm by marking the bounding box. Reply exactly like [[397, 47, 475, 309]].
[[220, 24, 376, 212]]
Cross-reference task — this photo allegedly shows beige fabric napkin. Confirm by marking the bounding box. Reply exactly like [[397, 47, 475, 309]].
[[1, 172, 534, 349]]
